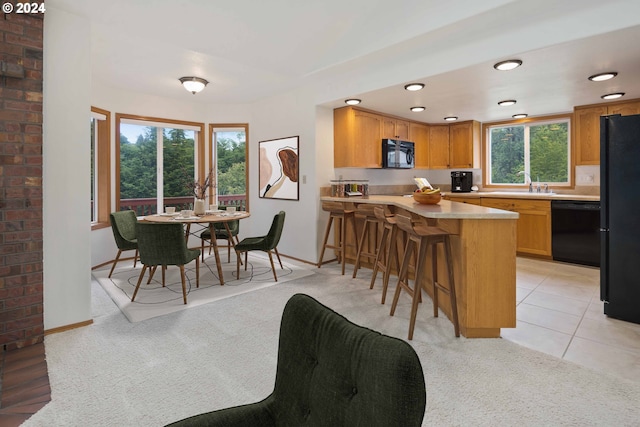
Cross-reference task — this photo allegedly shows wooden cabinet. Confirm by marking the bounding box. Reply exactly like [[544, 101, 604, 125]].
[[409, 122, 429, 168], [444, 196, 481, 205], [429, 121, 480, 169], [382, 117, 410, 140], [574, 99, 640, 165], [480, 198, 551, 257], [334, 107, 383, 168]]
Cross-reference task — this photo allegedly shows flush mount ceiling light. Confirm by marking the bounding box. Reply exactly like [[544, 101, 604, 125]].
[[404, 83, 425, 91], [410, 106, 425, 112], [588, 72, 618, 82], [444, 116, 458, 121], [498, 99, 517, 106], [493, 60, 522, 71], [345, 98, 361, 105], [512, 113, 528, 119], [179, 76, 209, 94], [601, 92, 625, 100]]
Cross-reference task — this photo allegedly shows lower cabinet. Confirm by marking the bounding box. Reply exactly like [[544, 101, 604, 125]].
[[444, 196, 481, 205], [480, 198, 552, 257]]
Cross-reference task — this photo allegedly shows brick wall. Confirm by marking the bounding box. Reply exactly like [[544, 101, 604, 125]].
[[0, 4, 44, 350]]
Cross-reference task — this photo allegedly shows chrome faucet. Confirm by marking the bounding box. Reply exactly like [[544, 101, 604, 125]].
[[544, 183, 549, 193], [518, 171, 533, 192]]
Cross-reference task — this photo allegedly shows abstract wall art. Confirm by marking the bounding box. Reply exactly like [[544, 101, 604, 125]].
[[259, 136, 299, 200]]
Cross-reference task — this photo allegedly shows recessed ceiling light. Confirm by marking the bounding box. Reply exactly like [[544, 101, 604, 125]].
[[601, 92, 625, 100], [512, 114, 528, 119], [588, 72, 618, 82], [444, 116, 458, 121], [498, 100, 517, 106], [345, 99, 361, 105], [410, 106, 425, 112], [493, 60, 522, 71], [404, 83, 425, 91]]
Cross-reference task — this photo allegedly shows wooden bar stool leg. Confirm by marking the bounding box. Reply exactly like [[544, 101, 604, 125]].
[[408, 238, 429, 340], [352, 218, 370, 278], [381, 224, 398, 305], [369, 225, 389, 289], [390, 238, 414, 317], [340, 215, 347, 275], [444, 236, 460, 337], [317, 215, 334, 267]]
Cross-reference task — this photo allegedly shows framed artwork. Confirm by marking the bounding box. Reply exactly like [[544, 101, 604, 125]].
[[259, 136, 299, 201]]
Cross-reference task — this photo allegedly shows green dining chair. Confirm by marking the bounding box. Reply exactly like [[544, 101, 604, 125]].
[[235, 211, 285, 282], [108, 210, 139, 277], [200, 206, 240, 263], [132, 222, 201, 305]]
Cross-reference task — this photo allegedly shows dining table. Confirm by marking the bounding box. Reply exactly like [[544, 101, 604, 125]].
[[143, 210, 251, 285]]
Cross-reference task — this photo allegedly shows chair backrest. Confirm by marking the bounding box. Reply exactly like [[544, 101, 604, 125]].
[[135, 222, 192, 266], [264, 211, 285, 250], [109, 210, 138, 249], [268, 294, 426, 426], [213, 205, 239, 235]]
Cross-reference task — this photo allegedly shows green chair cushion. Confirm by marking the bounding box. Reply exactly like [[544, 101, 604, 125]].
[[136, 222, 200, 266]]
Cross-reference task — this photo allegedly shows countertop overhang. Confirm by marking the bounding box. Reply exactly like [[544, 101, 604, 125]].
[[321, 195, 519, 219]]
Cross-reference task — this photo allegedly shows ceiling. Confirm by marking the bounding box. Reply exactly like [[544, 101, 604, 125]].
[[49, 0, 640, 124]]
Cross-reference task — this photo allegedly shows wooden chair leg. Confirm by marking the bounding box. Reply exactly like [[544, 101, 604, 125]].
[[108, 250, 123, 278], [196, 258, 200, 288], [147, 265, 158, 284], [274, 247, 283, 269], [131, 265, 148, 302], [317, 216, 334, 267], [340, 215, 347, 275], [179, 265, 187, 305], [268, 251, 278, 282], [370, 226, 389, 289]]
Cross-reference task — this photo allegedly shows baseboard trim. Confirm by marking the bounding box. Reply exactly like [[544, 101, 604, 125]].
[[45, 319, 93, 336]]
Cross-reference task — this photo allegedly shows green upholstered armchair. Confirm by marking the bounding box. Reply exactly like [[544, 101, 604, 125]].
[[108, 210, 139, 277], [200, 206, 240, 263], [132, 222, 200, 305], [165, 293, 426, 427], [235, 211, 285, 281]]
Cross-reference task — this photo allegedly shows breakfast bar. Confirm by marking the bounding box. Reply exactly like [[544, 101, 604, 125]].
[[320, 195, 520, 338]]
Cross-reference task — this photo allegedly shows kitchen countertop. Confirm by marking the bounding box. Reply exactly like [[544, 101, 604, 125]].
[[321, 195, 519, 219], [445, 191, 600, 201]]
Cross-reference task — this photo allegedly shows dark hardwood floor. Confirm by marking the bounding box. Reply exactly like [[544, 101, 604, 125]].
[[0, 343, 51, 426]]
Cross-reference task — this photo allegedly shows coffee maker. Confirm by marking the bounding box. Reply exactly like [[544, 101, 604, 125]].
[[451, 171, 473, 193]]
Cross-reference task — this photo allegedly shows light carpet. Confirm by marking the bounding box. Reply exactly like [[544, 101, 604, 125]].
[[24, 261, 640, 426], [93, 253, 314, 322]]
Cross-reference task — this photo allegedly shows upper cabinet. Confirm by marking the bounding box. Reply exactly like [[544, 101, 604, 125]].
[[409, 122, 430, 168], [574, 99, 640, 165], [382, 117, 410, 140], [334, 107, 383, 168], [334, 106, 480, 169], [429, 121, 480, 169]]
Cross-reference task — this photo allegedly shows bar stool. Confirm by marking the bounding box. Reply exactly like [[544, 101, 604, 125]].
[[390, 214, 460, 339], [369, 206, 401, 304], [352, 203, 383, 279], [318, 201, 358, 275]]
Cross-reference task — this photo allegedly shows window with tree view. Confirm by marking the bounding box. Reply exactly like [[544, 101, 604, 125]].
[[118, 117, 202, 215], [213, 126, 247, 210], [488, 119, 570, 186]]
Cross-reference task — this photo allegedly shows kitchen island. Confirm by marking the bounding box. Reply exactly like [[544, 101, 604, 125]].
[[320, 194, 519, 338]]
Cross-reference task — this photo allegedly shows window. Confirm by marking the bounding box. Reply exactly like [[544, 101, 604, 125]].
[[485, 116, 571, 187], [210, 124, 248, 211], [91, 107, 110, 228], [116, 114, 205, 215]]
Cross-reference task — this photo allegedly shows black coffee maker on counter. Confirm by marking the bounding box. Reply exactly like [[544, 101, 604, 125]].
[[451, 171, 473, 193]]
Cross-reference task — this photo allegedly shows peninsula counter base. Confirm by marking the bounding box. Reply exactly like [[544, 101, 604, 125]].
[[320, 196, 518, 338]]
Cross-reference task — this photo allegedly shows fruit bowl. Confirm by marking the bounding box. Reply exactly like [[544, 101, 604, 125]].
[[413, 191, 442, 205]]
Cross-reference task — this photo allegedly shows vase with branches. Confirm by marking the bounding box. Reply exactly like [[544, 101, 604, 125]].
[[185, 168, 216, 214]]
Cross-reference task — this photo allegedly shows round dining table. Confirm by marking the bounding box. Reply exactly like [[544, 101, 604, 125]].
[[143, 211, 250, 285]]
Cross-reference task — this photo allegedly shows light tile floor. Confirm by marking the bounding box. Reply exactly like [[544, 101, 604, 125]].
[[501, 257, 640, 382]]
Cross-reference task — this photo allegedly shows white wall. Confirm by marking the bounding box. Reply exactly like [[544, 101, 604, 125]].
[[43, 7, 92, 329]]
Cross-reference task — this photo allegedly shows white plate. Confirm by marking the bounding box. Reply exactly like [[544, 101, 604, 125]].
[[175, 216, 200, 220], [159, 212, 180, 217], [205, 210, 224, 214]]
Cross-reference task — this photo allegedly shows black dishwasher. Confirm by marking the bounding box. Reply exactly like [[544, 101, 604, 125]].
[[551, 200, 600, 267]]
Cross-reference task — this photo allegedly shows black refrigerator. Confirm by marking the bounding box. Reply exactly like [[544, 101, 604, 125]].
[[600, 113, 640, 324]]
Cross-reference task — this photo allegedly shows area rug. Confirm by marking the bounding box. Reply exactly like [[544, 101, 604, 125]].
[[93, 253, 314, 322]]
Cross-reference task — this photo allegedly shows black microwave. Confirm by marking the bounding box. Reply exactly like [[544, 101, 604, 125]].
[[382, 139, 414, 169]]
